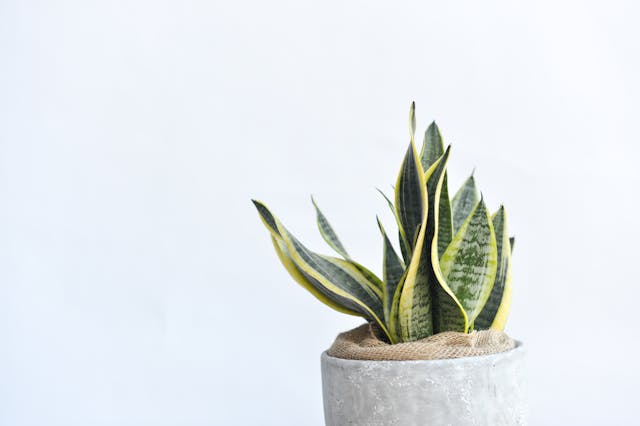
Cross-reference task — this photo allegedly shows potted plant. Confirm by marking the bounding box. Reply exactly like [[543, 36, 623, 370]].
[[252, 104, 525, 426]]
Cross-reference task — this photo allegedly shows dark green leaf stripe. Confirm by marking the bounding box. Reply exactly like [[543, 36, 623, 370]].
[[420, 121, 444, 171], [270, 236, 361, 316], [311, 196, 350, 259], [377, 217, 405, 332], [399, 147, 467, 340], [311, 197, 382, 294], [310, 197, 384, 292], [451, 173, 480, 232], [439, 198, 498, 328], [409, 101, 416, 139], [395, 156, 431, 341], [490, 257, 512, 331], [252, 200, 281, 237], [437, 174, 453, 259], [424, 148, 468, 334], [395, 141, 425, 251], [252, 200, 391, 340], [286, 235, 385, 324], [475, 207, 512, 330], [326, 257, 383, 299], [377, 188, 411, 266], [419, 122, 453, 258]]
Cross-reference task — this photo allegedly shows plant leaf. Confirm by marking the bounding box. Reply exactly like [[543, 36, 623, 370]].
[[311, 196, 349, 259], [420, 122, 453, 258], [409, 101, 416, 140], [321, 257, 383, 300], [377, 188, 411, 266], [270, 236, 360, 316], [376, 217, 405, 335], [398, 147, 467, 340], [252, 200, 391, 340], [437, 174, 453, 259], [509, 236, 515, 253], [420, 121, 444, 171], [451, 173, 480, 233], [439, 198, 498, 328], [475, 207, 513, 330], [311, 196, 384, 292], [489, 259, 512, 331], [394, 141, 424, 254]]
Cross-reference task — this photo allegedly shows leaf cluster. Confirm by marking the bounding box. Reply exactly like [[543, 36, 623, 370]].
[[253, 104, 514, 343]]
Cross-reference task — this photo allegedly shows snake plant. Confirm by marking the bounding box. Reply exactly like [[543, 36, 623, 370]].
[[253, 104, 514, 343]]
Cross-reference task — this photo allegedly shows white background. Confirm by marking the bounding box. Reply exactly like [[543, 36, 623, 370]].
[[1, 1, 639, 425]]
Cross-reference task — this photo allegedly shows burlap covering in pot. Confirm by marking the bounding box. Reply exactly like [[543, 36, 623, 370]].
[[327, 323, 516, 360]]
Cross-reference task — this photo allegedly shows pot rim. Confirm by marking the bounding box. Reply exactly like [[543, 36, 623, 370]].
[[322, 340, 524, 365]]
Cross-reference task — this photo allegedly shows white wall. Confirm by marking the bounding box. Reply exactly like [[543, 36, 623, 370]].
[[1, 1, 639, 425]]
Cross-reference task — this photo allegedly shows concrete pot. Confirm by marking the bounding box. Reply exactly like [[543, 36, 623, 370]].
[[321, 342, 526, 426]]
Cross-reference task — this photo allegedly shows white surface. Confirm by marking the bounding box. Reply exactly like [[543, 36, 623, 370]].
[[1, 1, 638, 425]]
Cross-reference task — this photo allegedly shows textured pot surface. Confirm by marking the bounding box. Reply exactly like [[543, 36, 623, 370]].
[[321, 342, 526, 426]]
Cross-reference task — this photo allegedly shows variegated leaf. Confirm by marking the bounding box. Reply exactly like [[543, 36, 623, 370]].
[[311, 196, 384, 292], [489, 258, 512, 331], [311, 196, 349, 259], [420, 121, 444, 171], [409, 101, 416, 140], [376, 217, 405, 335], [270, 236, 360, 316], [377, 188, 411, 266], [475, 207, 513, 330], [420, 121, 453, 258], [398, 147, 467, 340], [438, 175, 454, 258], [394, 142, 424, 254], [452, 173, 480, 233], [439, 198, 498, 328], [252, 200, 391, 340]]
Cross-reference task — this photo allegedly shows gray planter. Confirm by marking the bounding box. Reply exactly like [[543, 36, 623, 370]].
[[321, 342, 526, 426]]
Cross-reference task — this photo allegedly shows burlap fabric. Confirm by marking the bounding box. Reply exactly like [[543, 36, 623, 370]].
[[327, 323, 515, 361]]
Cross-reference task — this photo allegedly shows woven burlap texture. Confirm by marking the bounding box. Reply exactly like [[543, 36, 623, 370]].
[[327, 323, 515, 361]]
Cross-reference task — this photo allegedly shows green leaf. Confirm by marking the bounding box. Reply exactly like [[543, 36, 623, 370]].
[[489, 260, 512, 331], [420, 121, 444, 171], [394, 141, 424, 254], [311, 196, 349, 259], [398, 147, 467, 340], [348, 260, 385, 294], [311, 196, 383, 292], [376, 217, 405, 337], [420, 122, 453, 258], [252, 200, 391, 340], [439, 198, 498, 328], [452, 173, 480, 233], [409, 101, 416, 140], [377, 188, 411, 266], [475, 208, 513, 330], [509, 236, 515, 253], [270, 236, 361, 316], [437, 174, 453, 259]]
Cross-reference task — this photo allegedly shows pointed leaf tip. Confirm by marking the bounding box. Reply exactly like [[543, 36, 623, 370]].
[[311, 196, 350, 259], [452, 173, 481, 233], [409, 102, 416, 138]]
